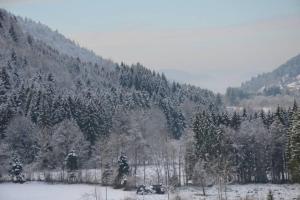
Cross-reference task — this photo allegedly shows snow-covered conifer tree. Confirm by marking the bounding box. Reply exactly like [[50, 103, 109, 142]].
[[9, 154, 25, 183], [288, 110, 300, 183], [114, 153, 129, 188], [270, 116, 286, 182], [65, 150, 78, 171]]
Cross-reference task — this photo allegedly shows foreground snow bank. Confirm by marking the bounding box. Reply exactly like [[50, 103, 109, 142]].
[[0, 182, 136, 200], [180, 184, 300, 200], [0, 182, 299, 200]]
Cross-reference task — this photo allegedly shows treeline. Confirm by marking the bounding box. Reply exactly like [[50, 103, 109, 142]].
[[0, 7, 223, 178], [186, 102, 300, 185], [0, 8, 221, 144]]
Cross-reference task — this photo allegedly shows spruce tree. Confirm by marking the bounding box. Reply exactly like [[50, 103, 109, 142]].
[[114, 153, 129, 188], [260, 109, 266, 123], [0, 68, 13, 138], [9, 154, 25, 183], [270, 116, 286, 182], [288, 110, 300, 182], [65, 150, 78, 171], [242, 108, 247, 120], [9, 25, 18, 42], [118, 154, 129, 177], [193, 112, 223, 162], [230, 111, 241, 130], [292, 100, 298, 112], [0, 67, 11, 104], [221, 112, 230, 126]]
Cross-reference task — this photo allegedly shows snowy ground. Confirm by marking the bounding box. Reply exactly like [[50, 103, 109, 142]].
[[180, 184, 300, 200], [0, 182, 300, 200], [0, 165, 184, 185]]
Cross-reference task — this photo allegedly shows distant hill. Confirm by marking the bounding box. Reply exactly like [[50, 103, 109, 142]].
[[241, 54, 300, 95], [225, 54, 300, 106]]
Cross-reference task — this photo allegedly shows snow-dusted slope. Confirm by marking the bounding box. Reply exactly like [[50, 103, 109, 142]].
[[0, 8, 220, 141], [17, 17, 113, 68], [240, 54, 300, 95]]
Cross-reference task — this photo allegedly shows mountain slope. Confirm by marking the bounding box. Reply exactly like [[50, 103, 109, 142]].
[[241, 54, 300, 95], [18, 17, 114, 67], [0, 8, 222, 143], [225, 54, 300, 107]]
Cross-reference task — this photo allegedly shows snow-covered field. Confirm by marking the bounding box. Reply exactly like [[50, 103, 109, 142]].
[[0, 165, 185, 185], [0, 182, 299, 200], [0, 182, 134, 200], [180, 184, 300, 200]]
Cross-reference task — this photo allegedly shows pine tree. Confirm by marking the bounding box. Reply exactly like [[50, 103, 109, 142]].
[[242, 108, 247, 120], [220, 112, 230, 126], [38, 93, 53, 129], [30, 90, 41, 124], [292, 100, 298, 112], [9, 154, 25, 183], [270, 116, 286, 183], [260, 109, 266, 122], [0, 68, 13, 138], [0, 104, 14, 139], [9, 25, 18, 42], [118, 154, 129, 177], [51, 95, 68, 125], [288, 110, 300, 183], [114, 153, 129, 188], [253, 112, 258, 119], [0, 67, 11, 104], [65, 150, 78, 171], [265, 111, 274, 129], [230, 111, 241, 130], [193, 112, 222, 161], [286, 109, 293, 167], [159, 98, 186, 139], [74, 98, 111, 147]]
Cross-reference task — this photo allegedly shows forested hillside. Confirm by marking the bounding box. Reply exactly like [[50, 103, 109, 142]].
[[0, 8, 220, 171], [189, 103, 300, 185], [241, 54, 300, 94], [225, 54, 300, 107], [1, 8, 299, 191]]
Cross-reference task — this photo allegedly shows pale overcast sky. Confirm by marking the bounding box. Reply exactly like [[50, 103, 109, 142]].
[[1, 0, 300, 93]]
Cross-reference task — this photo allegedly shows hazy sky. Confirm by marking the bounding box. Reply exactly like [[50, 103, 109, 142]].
[[1, 0, 300, 93]]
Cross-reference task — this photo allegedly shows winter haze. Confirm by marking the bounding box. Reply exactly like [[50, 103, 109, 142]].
[[1, 1, 300, 200]]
